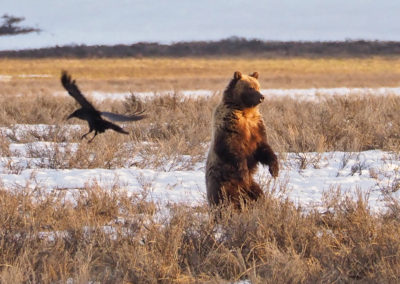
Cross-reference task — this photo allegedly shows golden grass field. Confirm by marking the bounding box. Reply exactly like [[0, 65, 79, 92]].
[[1, 57, 400, 95], [1, 57, 400, 282]]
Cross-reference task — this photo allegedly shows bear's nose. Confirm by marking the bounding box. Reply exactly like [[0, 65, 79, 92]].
[[260, 95, 265, 102]]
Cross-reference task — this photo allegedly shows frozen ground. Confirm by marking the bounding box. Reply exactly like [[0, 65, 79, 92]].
[[1, 124, 400, 212]]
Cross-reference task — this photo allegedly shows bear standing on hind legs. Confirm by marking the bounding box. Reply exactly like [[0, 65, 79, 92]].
[[206, 71, 279, 208]]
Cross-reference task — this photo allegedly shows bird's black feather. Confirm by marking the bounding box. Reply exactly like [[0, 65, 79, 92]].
[[61, 71, 95, 110], [101, 111, 147, 122]]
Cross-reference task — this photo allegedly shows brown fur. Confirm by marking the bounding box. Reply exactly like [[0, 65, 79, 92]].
[[206, 71, 279, 208]]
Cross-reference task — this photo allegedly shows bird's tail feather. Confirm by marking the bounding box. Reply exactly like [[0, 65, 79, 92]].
[[101, 111, 147, 122]]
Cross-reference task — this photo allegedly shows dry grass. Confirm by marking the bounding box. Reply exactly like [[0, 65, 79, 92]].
[[0, 183, 399, 283], [1, 57, 400, 95], [263, 95, 400, 153], [0, 93, 214, 171], [1, 92, 399, 167]]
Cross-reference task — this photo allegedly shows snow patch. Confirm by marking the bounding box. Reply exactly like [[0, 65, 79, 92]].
[[0, 75, 12, 82], [0, 146, 399, 212], [52, 86, 400, 102]]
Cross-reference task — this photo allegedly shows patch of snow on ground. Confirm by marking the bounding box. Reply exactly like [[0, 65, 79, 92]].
[[94, 87, 400, 102], [89, 90, 218, 102], [0, 124, 82, 141], [17, 74, 52, 78], [53, 86, 400, 102], [1, 145, 399, 212], [262, 87, 400, 101], [0, 75, 12, 82]]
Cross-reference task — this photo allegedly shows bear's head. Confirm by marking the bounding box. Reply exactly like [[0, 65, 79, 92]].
[[223, 71, 264, 109]]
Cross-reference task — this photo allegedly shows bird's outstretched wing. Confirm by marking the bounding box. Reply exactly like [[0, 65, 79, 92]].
[[101, 111, 147, 122], [61, 71, 95, 110]]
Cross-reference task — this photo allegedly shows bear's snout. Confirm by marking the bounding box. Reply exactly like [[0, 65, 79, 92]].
[[241, 91, 265, 107]]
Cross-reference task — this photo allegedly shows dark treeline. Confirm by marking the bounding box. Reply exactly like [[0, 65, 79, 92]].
[[2, 37, 400, 58]]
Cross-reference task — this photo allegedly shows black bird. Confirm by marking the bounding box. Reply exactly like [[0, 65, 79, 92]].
[[61, 71, 146, 142]]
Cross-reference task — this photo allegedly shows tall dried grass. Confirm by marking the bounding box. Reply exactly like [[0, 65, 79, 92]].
[[1, 92, 399, 169], [0, 183, 399, 283], [263, 95, 400, 153]]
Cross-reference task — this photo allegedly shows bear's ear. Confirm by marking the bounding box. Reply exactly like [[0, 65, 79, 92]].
[[250, 72, 259, 79], [233, 71, 242, 80]]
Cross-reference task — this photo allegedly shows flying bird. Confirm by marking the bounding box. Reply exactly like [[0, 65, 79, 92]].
[[61, 71, 146, 142]]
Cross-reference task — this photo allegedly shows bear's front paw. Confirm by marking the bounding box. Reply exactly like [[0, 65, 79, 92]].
[[269, 160, 279, 178]]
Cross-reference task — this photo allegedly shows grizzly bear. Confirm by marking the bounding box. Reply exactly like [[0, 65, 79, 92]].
[[205, 71, 279, 208]]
